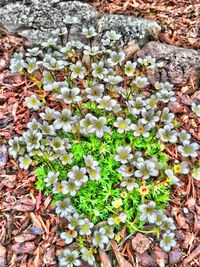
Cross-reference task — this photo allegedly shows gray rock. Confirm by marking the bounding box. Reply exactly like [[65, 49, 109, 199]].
[[135, 41, 200, 87], [0, 0, 160, 47], [0, 1, 99, 45], [97, 14, 161, 47]]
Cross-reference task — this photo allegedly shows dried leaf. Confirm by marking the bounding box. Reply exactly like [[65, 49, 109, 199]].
[[99, 249, 112, 267], [33, 246, 42, 267], [175, 213, 189, 230], [14, 234, 36, 243], [0, 174, 16, 188], [185, 197, 196, 211], [30, 212, 49, 235], [12, 203, 35, 212], [110, 240, 132, 267], [43, 247, 57, 265], [0, 244, 6, 257], [11, 242, 35, 254]]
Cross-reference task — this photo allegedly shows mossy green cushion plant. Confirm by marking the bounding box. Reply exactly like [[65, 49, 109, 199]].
[[8, 15, 200, 266]]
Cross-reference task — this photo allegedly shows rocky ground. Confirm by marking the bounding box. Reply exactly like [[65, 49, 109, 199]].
[[0, 0, 200, 266]]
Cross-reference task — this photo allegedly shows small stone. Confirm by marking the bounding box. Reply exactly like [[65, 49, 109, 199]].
[[0, 145, 7, 169], [154, 246, 168, 266], [169, 248, 182, 265], [135, 251, 156, 267], [131, 233, 150, 254], [0, 257, 7, 267]]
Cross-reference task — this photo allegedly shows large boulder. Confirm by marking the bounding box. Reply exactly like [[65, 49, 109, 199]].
[[135, 41, 200, 88], [0, 0, 161, 47], [97, 14, 161, 47], [0, 1, 99, 45]]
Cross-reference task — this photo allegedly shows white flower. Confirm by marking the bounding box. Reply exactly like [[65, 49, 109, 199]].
[[97, 95, 117, 111], [124, 61, 137, 76], [86, 83, 104, 100], [191, 103, 200, 116], [113, 117, 132, 133], [121, 177, 139, 192], [192, 168, 200, 180], [117, 164, 134, 177], [173, 161, 189, 174], [80, 113, 94, 134], [78, 218, 94, 235], [156, 89, 176, 103], [134, 76, 149, 88], [139, 201, 157, 223], [178, 130, 191, 143], [25, 95, 41, 110], [60, 153, 73, 165], [67, 213, 80, 230], [104, 75, 123, 85], [60, 229, 77, 244], [70, 61, 86, 79], [88, 116, 110, 138], [82, 27, 97, 38], [50, 137, 65, 152], [160, 107, 175, 124], [81, 248, 95, 266], [19, 155, 32, 170], [131, 120, 151, 138], [59, 249, 80, 267], [61, 180, 80, 196], [127, 97, 145, 115], [135, 160, 158, 180], [107, 51, 125, 66], [160, 233, 176, 252], [27, 118, 40, 133], [92, 228, 109, 249], [63, 15, 78, 24], [91, 61, 108, 79], [88, 167, 101, 181], [67, 166, 88, 186], [55, 198, 74, 217], [44, 171, 59, 187], [115, 146, 133, 164], [40, 107, 55, 122], [178, 140, 199, 157], [84, 155, 98, 169], [58, 87, 81, 104], [53, 109, 74, 132], [84, 46, 100, 56], [105, 30, 121, 41], [165, 169, 179, 185], [157, 125, 178, 143]]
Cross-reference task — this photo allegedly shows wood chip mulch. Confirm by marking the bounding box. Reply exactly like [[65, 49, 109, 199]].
[[0, 2, 200, 264]]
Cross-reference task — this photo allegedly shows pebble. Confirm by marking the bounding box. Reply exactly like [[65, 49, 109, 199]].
[[169, 248, 182, 265]]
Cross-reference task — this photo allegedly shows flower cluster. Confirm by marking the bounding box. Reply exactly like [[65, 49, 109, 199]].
[[139, 201, 176, 251], [8, 15, 200, 265]]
